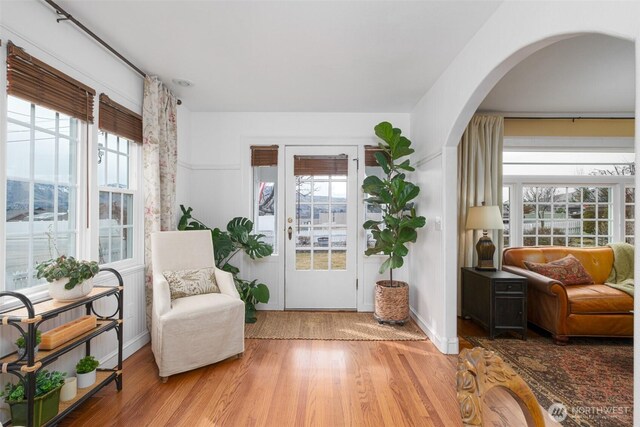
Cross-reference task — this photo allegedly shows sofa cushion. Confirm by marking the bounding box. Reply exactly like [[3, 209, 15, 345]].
[[163, 267, 220, 300], [524, 254, 594, 285], [566, 284, 634, 314]]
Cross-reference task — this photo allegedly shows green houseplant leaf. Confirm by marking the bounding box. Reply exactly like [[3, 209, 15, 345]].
[[177, 206, 273, 323], [363, 122, 426, 283]]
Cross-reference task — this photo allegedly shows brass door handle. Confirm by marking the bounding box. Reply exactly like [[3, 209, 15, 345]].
[[288, 226, 293, 240]]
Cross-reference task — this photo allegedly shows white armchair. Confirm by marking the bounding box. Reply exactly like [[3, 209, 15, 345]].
[[150, 230, 245, 380]]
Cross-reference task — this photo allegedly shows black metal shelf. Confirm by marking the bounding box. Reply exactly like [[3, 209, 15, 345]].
[[0, 320, 118, 369], [0, 267, 124, 427]]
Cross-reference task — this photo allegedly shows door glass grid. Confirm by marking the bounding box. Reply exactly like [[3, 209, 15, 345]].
[[295, 174, 347, 270]]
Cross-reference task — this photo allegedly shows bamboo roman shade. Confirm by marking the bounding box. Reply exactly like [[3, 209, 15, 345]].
[[99, 94, 143, 143], [6, 41, 96, 123], [364, 145, 389, 167], [251, 145, 278, 166], [294, 155, 348, 176]]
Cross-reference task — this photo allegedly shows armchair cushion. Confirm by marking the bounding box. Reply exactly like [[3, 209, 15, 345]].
[[524, 254, 594, 286], [163, 267, 220, 300]]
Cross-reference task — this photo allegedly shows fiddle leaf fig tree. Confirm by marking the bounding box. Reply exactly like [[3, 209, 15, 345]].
[[178, 205, 272, 323], [363, 122, 426, 284]]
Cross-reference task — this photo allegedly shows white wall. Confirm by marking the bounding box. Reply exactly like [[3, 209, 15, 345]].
[[183, 112, 411, 311], [0, 2, 148, 421], [409, 0, 640, 362]]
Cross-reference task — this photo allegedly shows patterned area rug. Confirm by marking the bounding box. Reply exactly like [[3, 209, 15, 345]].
[[464, 336, 633, 427], [245, 311, 427, 341]]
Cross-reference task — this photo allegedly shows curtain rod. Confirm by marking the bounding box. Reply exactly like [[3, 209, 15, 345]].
[[41, 0, 182, 105]]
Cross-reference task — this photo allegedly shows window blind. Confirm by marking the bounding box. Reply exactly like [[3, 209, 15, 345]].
[[364, 145, 389, 167], [6, 41, 96, 123], [294, 155, 348, 176], [251, 145, 279, 166], [99, 94, 142, 143]]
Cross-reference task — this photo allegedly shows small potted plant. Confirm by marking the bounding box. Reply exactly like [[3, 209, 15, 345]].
[[76, 355, 99, 389], [16, 330, 42, 358], [363, 122, 426, 325], [35, 255, 100, 302], [1, 370, 66, 427]]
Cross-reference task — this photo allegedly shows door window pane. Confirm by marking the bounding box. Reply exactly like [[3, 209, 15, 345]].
[[294, 172, 349, 270]]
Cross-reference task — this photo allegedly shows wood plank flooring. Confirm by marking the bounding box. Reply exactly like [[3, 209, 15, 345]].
[[61, 337, 462, 427]]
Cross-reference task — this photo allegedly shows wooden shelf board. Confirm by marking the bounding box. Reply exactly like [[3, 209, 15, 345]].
[[1, 286, 118, 319], [0, 320, 116, 365], [54, 370, 118, 420]]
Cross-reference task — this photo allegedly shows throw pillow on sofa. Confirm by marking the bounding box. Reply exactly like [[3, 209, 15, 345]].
[[163, 267, 220, 300], [523, 254, 594, 285]]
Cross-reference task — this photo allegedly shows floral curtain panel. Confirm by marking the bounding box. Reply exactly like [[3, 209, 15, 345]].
[[143, 76, 178, 329]]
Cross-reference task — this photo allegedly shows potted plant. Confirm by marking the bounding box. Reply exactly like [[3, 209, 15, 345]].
[[1, 370, 66, 427], [16, 330, 42, 358], [363, 122, 426, 325], [76, 355, 99, 389], [35, 255, 100, 302], [178, 208, 272, 323]]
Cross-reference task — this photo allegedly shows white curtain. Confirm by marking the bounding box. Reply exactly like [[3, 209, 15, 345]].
[[458, 115, 504, 272], [143, 76, 178, 330]]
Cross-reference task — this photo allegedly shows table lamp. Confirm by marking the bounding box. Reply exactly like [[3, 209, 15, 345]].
[[465, 204, 504, 271]]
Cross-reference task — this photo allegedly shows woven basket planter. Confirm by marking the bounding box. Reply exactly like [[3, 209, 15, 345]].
[[374, 280, 409, 324]]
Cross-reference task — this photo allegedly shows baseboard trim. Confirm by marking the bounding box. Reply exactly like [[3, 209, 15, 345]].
[[100, 331, 150, 368], [410, 307, 459, 355]]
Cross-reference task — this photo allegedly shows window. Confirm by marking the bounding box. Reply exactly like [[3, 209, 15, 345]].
[[98, 131, 134, 264], [504, 146, 634, 249], [502, 185, 511, 248], [251, 146, 278, 253], [504, 151, 635, 176], [522, 186, 613, 247], [363, 146, 386, 250], [5, 96, 79, 290], [625, 186, 635, 245]]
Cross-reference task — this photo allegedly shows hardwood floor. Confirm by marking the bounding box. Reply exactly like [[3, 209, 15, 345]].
[[61, 338, 462, 427]]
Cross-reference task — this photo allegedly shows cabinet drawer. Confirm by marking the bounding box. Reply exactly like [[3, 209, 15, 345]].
[[495, 281, 524, 293]]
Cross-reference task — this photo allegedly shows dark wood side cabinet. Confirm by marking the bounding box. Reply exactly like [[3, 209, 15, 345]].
[[461, 267, 527, 340]]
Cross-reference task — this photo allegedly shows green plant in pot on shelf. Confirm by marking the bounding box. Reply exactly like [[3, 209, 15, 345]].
[[1, 370, 66, 427], [76, 355, 99, 389], [35, 230, 100, 302], [178, 206, 272, 323], [16, 329, 42, 358], [363, 122, 426, 325]]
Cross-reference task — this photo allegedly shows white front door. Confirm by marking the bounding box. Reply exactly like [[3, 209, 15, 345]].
[[285, 146, 358, 309]]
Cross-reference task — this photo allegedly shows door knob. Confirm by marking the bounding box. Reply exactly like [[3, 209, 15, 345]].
[[288, 226, 293, 240]]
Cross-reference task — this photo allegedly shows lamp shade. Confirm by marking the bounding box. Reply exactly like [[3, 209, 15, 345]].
[[466, 205, 503, 230]]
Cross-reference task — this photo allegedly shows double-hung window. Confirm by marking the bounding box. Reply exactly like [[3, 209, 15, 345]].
[[5, 97, 80, 290], [97, 94, 142, 265], [97, 132, 135, 264]]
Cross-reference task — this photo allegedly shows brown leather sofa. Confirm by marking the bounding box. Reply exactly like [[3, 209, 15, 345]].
[[502, 246, 633, 344]]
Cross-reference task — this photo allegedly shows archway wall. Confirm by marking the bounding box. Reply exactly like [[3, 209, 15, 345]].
[[407, 1, 640, 356]]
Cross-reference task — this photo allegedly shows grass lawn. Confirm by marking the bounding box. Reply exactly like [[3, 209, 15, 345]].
[[296, 250, 346, 270]]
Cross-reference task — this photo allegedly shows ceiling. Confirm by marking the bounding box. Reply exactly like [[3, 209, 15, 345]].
[[479, 34, 636, 115], [55, 0, 502, 112]]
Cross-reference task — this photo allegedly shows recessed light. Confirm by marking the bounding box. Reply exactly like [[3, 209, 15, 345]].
[[172, 78, 194, 88]]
